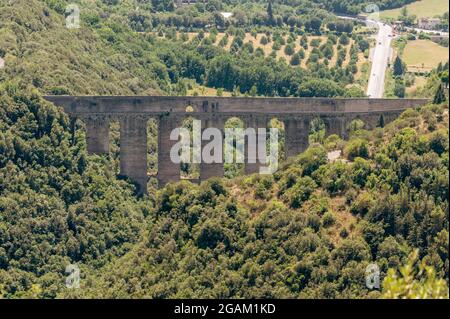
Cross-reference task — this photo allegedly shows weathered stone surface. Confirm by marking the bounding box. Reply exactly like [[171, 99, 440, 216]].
[[119, 115, 148, 194], [84, 115, 109, 155], [244, 116, 268, 174], [284, 117, 311, 158], [44, 96, 429, 191], [157, 114, 182, 186], [44, 96, 428, 115], [200, 116, 225, 180], [323, 116, 348, 139]]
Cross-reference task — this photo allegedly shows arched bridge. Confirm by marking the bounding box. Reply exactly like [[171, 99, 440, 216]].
[[44, 96, 428, 194]]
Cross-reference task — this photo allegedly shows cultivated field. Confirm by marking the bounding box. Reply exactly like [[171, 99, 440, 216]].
[[159, 32, 369, 78], [402, 39, 449, 72], [380, 0, 448, 19]]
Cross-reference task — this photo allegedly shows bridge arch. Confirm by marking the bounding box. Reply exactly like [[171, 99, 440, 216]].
[[44, 96, 428, 194]]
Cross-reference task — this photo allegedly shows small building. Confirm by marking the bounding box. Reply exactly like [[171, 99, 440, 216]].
[[418, 17, 441, 30], [392, 20, 404, 32], [220, 12, 233, 19], [175, 0, 208, 7]]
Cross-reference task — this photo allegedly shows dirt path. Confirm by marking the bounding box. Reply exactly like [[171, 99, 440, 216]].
[[327, 150, 342, 162]]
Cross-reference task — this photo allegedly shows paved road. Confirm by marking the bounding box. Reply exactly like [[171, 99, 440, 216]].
[[337, 16, 393, 98], [404, 26, 449, 36], [366, 21, 393, 98]]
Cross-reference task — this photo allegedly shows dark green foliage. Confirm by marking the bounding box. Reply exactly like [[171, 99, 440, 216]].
[[283, 176, 316, 208], [290, 53, 301, 66], [0, 85, 145, 297], [267, 1, 275, 26], [433, 83, 447, 104], [339, 33, 350, 46], [428, 130, 448, 155], [345, 138, 369, 160], [284, 43, 295, 56], [393, 56, 406, 77], [0, 0, 447, 300], [297, 79, 345, 97], [1, 84, 448, 298], [394, 80, 406, 98]]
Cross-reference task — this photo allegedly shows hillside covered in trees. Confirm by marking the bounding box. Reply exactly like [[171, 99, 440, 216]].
[[0, 0, 383, 98], [0, 82, 448, 298], [0, 0, 449, 299]]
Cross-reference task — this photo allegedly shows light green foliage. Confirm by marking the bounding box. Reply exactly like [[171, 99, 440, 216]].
[[322, 211, 336, 227], [283, 176, 317, 208], [1, 84, 448, 298], [344, 138, 369, 160], [0, 0, 448, 300], [382, 250, 449, 299]]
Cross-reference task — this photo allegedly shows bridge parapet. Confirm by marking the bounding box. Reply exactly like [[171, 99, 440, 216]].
[[44, 96, 429, 194], [44, 96, 428, 115]]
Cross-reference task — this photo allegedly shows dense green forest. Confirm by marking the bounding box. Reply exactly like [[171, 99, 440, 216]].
[[0, 82, 448, 298], [0, 0, 449, 299], [0, 0, 373, 97]]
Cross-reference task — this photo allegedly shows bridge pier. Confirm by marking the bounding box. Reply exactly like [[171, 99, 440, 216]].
[[284, 117, 310, 158], [324, 116, 348, 139], [358, 113, 392, 130], [43, 95, 428, 192], [200, 117, 225, 180], [245, 116, 268, 174], [157, 114, 182, 186], [120, 115, 148, 195], [85, 116, 109, 155]]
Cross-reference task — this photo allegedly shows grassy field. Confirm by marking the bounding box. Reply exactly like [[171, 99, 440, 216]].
[[402, 39, 449, 72], [380, 0, 448, 19], [406, 75, 427, 96]]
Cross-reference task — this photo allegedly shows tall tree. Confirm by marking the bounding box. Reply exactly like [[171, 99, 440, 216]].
[[393, 56, 405, 77], [433, 83, 446, 104], [267, 1, 275, 26]]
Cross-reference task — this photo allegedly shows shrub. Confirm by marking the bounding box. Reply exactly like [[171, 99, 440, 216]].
[[348, 119, 365, 133], [339, 33, 349, 45], [260, 35, 268, 45], [290, 53, 301, 66], [351, 157, 372, 187], [350, 191, 374, 216], [322, 211, 336, 227], [284, 43, 295, 56], [429, 130, 448, 155], [284, 176, 317, 208], [344, 138, 369, 160], [382, 250, 449, 299], [307, 214, 321, 232], [297, 146, 328, 176], [195, 220, 229, 249], [315, 162, 352, 194], [324, 134, 344, 151], [310, 38, 321, 47], [394, 80, 406, 98]]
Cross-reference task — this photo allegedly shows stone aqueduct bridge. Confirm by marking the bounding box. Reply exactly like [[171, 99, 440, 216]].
[[44, 96, 428, 194]]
